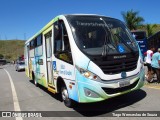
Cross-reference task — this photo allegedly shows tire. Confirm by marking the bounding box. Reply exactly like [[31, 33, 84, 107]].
[[32, 73, 38, 87], [61, 85, 74, 108]]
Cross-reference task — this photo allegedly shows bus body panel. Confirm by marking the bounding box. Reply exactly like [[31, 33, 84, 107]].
[[24, 43, 29, 77], [73, 50, 144, 103], [131, 31, 147, 55], [148, 31, 160, 51], [76, 68, 144, 103], [50, 16, 79, 101], [137, 38, 147, 54]]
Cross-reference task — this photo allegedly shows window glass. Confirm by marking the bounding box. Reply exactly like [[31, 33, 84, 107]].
[[37, 35, 42, 46], [30, 40, 35, 50], [54, 20, 73, 64], [54, 21, 62, 52], [66, 15, 138, 56], [132, 31, 146, 40], [45, 32, 52, 58]]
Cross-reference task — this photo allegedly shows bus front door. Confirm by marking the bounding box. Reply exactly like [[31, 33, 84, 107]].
[[45, 31, 54, 87]]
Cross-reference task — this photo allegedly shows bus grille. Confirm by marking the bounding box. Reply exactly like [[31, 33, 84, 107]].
[[102, 79, 139, 95], [94, 54, 138, 74]]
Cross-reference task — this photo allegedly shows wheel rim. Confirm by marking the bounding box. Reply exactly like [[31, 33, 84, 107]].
[[34, 79, 37, 85], [33, 75, 37, 85], [62, 88, 69, 101]]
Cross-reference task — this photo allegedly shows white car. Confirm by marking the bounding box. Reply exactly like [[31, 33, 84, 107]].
[[15, 61, 25, 72]]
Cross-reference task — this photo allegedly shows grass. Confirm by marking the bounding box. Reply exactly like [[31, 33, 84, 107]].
[[0, 40, 25, 61]]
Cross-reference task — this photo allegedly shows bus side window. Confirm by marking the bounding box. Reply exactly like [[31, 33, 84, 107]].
[[54, 20, 73, 64], [54, 20, 63, 52]]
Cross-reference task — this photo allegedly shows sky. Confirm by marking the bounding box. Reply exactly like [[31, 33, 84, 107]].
[[0, 0, 160, 40]]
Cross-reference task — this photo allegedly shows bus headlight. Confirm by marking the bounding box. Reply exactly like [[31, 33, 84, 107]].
[[76, 65, 100, 80]]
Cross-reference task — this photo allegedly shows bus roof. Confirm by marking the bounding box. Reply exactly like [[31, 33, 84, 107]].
[[148, 30, 160, 40]]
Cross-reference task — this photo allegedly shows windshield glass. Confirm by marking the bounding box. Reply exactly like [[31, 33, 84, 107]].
[[131, 31, 146, 40], [66, 15, 138, 56]]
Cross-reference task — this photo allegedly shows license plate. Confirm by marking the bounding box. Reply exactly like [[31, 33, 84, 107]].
[[119, 81, 130, 88]]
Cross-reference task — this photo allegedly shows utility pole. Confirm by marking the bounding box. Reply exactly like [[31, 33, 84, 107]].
[[4, 35, 7, 59], [24, 33, 26, 40], [16, 36, 19, 59]]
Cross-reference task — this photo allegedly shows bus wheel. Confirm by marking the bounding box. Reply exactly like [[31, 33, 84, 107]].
[[61, 85, 74, 108], [32, 73, 38, 87]]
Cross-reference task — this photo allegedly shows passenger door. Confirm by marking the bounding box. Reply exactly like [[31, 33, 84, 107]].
[[45, 31, 54, 85]]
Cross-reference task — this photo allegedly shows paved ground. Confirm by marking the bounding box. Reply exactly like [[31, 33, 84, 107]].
[[0, 65, 160, 120]]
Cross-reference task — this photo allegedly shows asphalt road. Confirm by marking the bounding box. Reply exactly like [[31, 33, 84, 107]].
[[0, 65, 160, 120]]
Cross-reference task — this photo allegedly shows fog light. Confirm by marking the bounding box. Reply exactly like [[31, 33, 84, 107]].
[[84, 88, 99, 98], [87, 91, 91, 96]]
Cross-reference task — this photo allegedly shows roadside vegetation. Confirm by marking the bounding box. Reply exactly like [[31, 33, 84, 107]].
[[122, 9, 160, 37], [0, 40, 25, 61]]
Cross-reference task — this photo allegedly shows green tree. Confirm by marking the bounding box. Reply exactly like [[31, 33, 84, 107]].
[[146, 24, 157, 37], [121, 9, 144, 30], [0, 54, 4, 59], [5, 55, 11, 59]]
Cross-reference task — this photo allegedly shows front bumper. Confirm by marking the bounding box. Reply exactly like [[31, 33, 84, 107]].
[[77, 69, 145, 103], [18, 67, 25, 71]]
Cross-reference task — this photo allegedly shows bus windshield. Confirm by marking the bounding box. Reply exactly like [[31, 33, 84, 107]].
[[19, 61, 25, 65], [131, 31, 146, 40], [66, 15, 138, 56]]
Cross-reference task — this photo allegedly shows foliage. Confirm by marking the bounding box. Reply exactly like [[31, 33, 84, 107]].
[[137, 24, 160, 37], [0, 54, 4, 59], [0, 40, 25, 60], [121, 9, 144, 30], [146, 24, 157, 37]]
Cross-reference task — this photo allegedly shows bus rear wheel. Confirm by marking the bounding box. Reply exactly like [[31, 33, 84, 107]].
[[61, 85, 74, 108], [32, 73, 38, 87]]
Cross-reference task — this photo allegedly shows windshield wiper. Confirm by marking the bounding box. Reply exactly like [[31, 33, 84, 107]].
[[100, 18, 115, 56], [101, 34, 109, 56]]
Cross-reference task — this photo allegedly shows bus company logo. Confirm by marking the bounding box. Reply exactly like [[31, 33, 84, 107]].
[[137, 41, 144, 44], [118, 45, 125, 53], [121, 72, 127, 78], [113, 55, 126, 59]]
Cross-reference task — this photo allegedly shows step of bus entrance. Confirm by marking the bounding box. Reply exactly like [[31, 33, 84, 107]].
[[48, 85, 56, 94]]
